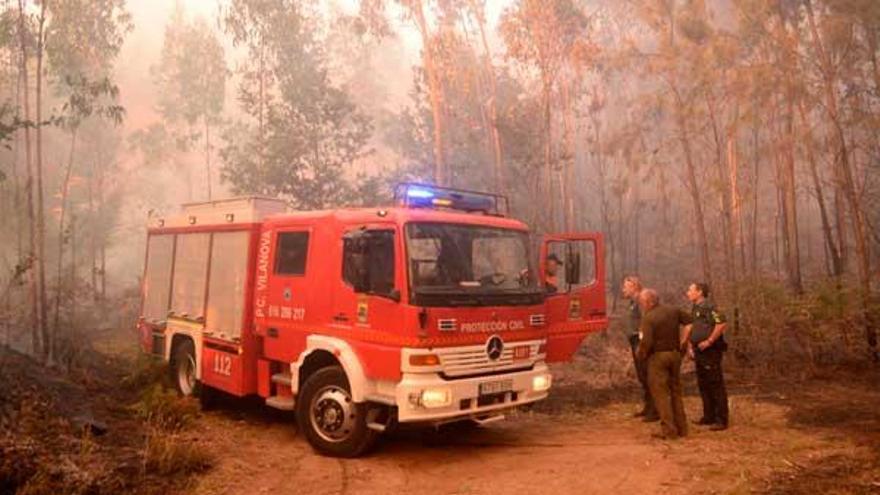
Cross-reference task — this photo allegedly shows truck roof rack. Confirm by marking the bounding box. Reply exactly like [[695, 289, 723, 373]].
[[393, 182, 509, 216]]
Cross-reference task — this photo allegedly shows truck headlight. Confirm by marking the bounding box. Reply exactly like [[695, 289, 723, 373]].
[[532, 373, 552, 392], [420, 388, 452, 408]]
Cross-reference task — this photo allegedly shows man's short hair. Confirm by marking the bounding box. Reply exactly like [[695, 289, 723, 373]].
[[693, 282, 711, 298], [546, 253, 563, 265], [623, 275, 642, 291]]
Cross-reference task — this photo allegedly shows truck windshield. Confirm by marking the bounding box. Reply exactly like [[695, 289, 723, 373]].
[[405, 223, 542, 306]]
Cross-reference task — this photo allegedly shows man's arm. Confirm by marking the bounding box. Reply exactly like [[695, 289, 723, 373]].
[[698, 309, 727, 350], [636, 318, 653, 360], [680, 324, 693, 353]]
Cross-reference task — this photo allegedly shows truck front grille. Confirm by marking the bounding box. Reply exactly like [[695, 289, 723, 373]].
[[436, 340, 542, 378]]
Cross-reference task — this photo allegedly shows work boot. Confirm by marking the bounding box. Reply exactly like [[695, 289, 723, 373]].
[[633, 408, 648, 418], [693, 417, 715, 426], [709, 423, 728, 431], [642, 413, 660, 423]]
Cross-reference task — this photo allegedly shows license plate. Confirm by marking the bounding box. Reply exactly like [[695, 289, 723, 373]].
[[479, 379, 513, 396]]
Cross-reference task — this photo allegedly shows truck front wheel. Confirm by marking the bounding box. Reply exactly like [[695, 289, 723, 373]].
[[296, 365, 378, 457]]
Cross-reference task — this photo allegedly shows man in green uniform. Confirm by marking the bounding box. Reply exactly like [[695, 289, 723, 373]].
[[621, 276, 657, 421], [684, 282, 729, 431], [636, 289, 692, 439]]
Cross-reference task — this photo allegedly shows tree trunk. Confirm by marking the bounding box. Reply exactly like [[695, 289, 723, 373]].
[[13, 42, 23, 263], [97, 149, 107, 301], [562, 77, 575, 231], [17, 0, 41, 358], [410, 0, 447, 185], [750, 119, 760, 278], [672, 85, 713, 287], [258, 39, 266, 174], [87, 157, 98, 300], [779, 87, 803, 294], [798, 101, 842, 277], [53, 127, 77, 348], [204, 116, 212, 200], [468, 0, 504, 193], [706, 89, 734, 287], [542, 76, 555, 231], [35, 1, 49, 362], [593, 116, 616, 309]]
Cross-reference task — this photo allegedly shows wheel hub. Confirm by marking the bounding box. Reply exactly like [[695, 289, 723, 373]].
[[310, 385, 355, 443]]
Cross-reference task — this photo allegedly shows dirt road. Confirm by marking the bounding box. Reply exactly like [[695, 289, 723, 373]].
[[185, 365, 880, 495]]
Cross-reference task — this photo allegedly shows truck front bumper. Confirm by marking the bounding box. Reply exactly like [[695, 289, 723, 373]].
[[394, 363, 551, 423]]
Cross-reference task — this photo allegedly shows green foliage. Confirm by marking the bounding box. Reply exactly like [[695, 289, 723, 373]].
[[154, 7, 227, 128], [500, 0, 588, 78], [59, 75, 125, 129], [219, 0, 373, 209], [46, 0, 131, 86]]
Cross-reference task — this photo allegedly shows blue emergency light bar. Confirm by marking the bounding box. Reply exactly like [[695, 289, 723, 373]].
[[394, 182, 510, 216]]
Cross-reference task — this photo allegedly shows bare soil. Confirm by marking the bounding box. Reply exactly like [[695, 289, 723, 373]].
[[186, 352, 880, 495], [2, 331, 879, 495]]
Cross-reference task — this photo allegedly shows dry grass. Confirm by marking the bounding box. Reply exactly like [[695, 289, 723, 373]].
[[0, 345, 214, 494], [133, 384, 200, 432], [143, 427, 213, 478]]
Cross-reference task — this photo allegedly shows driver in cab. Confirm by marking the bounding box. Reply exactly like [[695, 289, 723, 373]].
[[544, 253, 562, 293]]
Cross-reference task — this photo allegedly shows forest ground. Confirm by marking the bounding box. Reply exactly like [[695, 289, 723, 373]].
[[187, 353, 880, 495], [2, 329, 879, 495]]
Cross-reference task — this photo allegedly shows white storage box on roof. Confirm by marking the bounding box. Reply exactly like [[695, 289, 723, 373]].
[[151, 196, 288, 228]]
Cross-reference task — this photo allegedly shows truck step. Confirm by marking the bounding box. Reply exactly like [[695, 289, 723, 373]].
[[265, 395, 295, 411], [367, 422, 387, 432], [271, 372, 292, 387], [472, 414, 505, 426]]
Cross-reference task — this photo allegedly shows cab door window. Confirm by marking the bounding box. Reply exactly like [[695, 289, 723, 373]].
[[543, 239, 597, 293], [275, 231, 309, 276], [343, 230, 395, 296], [569, 240, 597, 290]]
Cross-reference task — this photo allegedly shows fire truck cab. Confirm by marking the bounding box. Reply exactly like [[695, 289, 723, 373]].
[[138, 184, 607, 457]]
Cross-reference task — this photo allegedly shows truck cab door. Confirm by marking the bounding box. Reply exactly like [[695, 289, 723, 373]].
[[539, 233, 607, 362]]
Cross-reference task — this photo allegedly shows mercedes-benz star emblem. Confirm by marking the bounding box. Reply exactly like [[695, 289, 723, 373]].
[[486, 335, 504, 361]]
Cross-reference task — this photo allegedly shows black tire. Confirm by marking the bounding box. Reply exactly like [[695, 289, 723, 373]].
[[170, 339, 199, 397], [296, 365, 378, 457]]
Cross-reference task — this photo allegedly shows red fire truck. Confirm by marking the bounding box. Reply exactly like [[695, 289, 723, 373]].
[[137, 184, 607, 457]]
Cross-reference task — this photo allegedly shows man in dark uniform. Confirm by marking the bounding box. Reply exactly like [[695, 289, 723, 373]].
[[684, 282, 730, 431], [636, 289, 692, 439], [622, 276, 657, 421]]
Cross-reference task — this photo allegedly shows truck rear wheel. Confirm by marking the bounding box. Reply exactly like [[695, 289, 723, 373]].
[[296, 365, 378, 457], [171, 339, 198, 397]]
